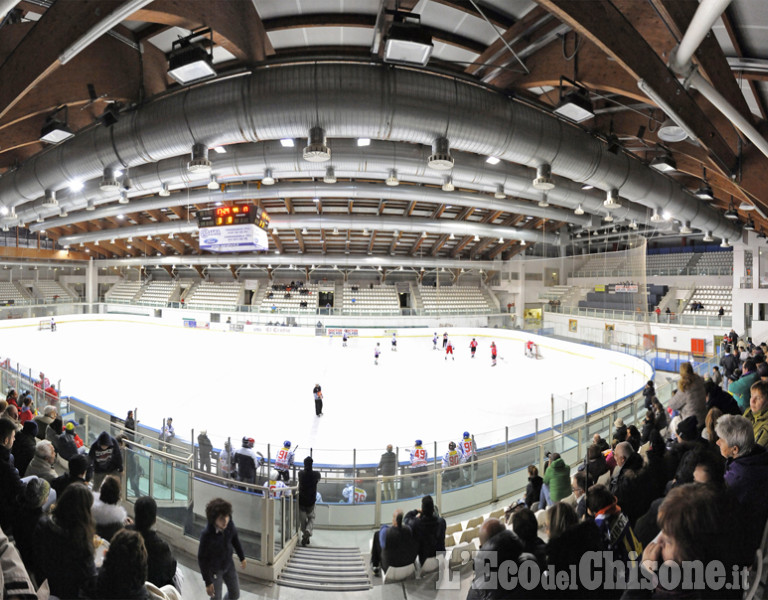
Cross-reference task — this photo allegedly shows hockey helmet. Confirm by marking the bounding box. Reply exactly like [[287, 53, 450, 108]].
[[415, 439, 422, 446], [449, 441, 456, 450], [463, 431, 470, 439], [242, 437, 254, 448], [284, 440, 291, 448], [270, 470, 279, 480]]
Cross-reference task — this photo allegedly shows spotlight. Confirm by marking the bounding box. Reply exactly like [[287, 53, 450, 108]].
[[167, 27, 216, 85], [657, 118, 688, 143], [40, 105, 74, 144], [356, 138, 371, 147], [650, 153, 676, 173], [553, 78, 594, 123], [694, 183, 714, 200], [383, 16, 433, 66], [486, 156, 500, 165], [280, 138, 295, 148]]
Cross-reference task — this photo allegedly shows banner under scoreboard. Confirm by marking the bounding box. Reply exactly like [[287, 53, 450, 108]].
[[198, 205, 270, 253]]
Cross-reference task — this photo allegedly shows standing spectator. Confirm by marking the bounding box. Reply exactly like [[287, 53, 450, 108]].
[[88, 430, 123, 490], [608, 441, 648, 524], [131, 496, 178, 590], [197, 498, 246, 600], [745, 380, 768, 447], [404, 495, 446, 565], [524, 465, 543, 508], [219, 441, 233, 480], [25, 439, 58, 482], [711, 365, 723, 388], [33, 483, 98, 599], [378, 444, 397, 502], [124, 410, 136, 442], [369, 509, 418, 576], [117, 434, 142, 497], [159, 417, 175, 450], [91, 475, 131, 542], [298, 456, 321, 547], [0, 418, 23, 535], [651, 398, 669, 433], [541, 452, 570, 507], [641, 380, 655, 410], [198, 430, 213, 472], [720, 346, 741, 389], [669, 362, 707, 429], [58, 421, 84, 461], [312, 383, 323, 417], [34, 405, 57, 440], [11, 420, 37, 476]]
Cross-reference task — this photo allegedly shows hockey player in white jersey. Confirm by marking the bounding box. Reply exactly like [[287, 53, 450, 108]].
[[442, 441, 462, 489], [341, 481, 367, 504], [458, 431, 477, 482], [275, 440, 295, 482], [409, 439, 429, 495], [267, 470, 289, 498], [233, 437, 259, 484]]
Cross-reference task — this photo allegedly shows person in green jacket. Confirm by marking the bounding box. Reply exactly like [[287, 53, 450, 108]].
[[542, 452, 571, 505], [744, 380, 768, 447], [729, 358, 759, 412]]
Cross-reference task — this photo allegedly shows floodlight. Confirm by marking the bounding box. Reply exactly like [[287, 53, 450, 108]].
[[40, 105, 74, 144], [383, 19, 433, 66], [167, 28, 216, 85]]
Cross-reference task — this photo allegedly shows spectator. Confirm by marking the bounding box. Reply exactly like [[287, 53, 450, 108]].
[[378, 444, 397, 502], [233, 437, 258, 484], [509, 508, 546, 568], [711, 365, 723, 388], [570, 472, 587, 519], [124, 410, 136, 442], [613, 417, 628, 442], [92, 475, 131, 542], [34, 404, 57, 440], [720, 346, 741, 388], [131, 496, 178, 590], [651, 398, 668, 434], [370, 509, 418, 576], [117, 434, 142, 498], [33, 483, 98, 599], [587, 484, 643, 564], [759, 361, 768, 382], [25, 439, 58, 482], [58, 421, 84, 461], [640, 410, 656, 444], [702, 407, 723, 445], [51, 453, 90, 496], [18, 395, 33, 424], [467, 519, 526, 600], [626, 425, 641, 452], [158, 417, 175, 450], [13, 475, 51, 571], [524, 464, 543, 508], [403, 495, 446, 565], [2, 404, 20, 430], [642, 380, 655, 411], [0, 418, 23, 535], [0, 525, 37, 599], [11, 420, 37, 476], [585, 444, 609, 486], [197, 498, 246, 600], [541, 452, 570, 507], [46, 416, 63, 451], [545, 501, 578, 542], [729, 358, 759, 411], [298, 456, 321, 547], [198, 430, 213, 473], [744, 380, 768, 447], [608, 441, 648, 524], [705, 379, 741, 416], [88, 430, 123, 490], [592, 433, 610, 453], [669, 362, 707, 428]]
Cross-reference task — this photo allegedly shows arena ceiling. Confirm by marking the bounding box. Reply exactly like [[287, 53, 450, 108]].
[[0, 0, 767, 269]]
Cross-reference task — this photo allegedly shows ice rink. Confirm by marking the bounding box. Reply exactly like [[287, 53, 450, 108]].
[[0, 317, 649, 464]]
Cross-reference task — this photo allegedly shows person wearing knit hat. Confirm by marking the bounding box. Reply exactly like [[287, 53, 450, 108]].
[[51, 453, 91, 496], [676, 415, 700, 442], [18, 475, 51, 510], [13, 475, 55, 570]]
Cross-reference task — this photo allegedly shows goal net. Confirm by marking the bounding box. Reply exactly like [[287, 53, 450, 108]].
[[38, 320, 52, 331]]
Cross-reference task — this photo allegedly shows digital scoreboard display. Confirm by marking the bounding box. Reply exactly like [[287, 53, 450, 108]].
[[198, 204, 270, 253]]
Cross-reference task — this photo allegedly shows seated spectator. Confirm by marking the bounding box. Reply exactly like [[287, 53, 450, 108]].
[[467, 519, 527, 600], [18, 395, 34, 424], [729, 358, 759, 411], [626, 425, 641, 452], [13, 475, 51, 571], [2, 404, 21, 430], [0, 524, 37, 598], [524, 464, 542, 508], [715, 414, 768, 553], [34, 405, 57, 440], [92, 475, 132, 542], [592, 433, 610, 453], [702, 406, 723, 445], [90, 529, 181, 600], [584, 444, 609, 486], [609, 441, 648, 524], [370, 509, 418, 576], [131, 496, 178, 590], [33, 483, 98, 599], [57, 421, 82, 461], [587, 484, 642, 564], [11, 420, 37, 476], [613, 417, 628, 443], [0, 417, 23, 535], [651, 398, 668, 433], [51, 453, 91, 496], [571, 472, 587, 519], [508, 508, 546, 568], [546, 502, 578, 542], [744, 380, 768, 447], [403, 495, 446, 565], [541, 452, 570, 508], [25, 439, 58, 482]]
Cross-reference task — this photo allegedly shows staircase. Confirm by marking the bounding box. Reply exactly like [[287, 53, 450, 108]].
[[277, 546, 372, 592]]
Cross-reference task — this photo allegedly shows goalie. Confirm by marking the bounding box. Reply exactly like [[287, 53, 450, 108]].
[[524, 340, 540, 359]]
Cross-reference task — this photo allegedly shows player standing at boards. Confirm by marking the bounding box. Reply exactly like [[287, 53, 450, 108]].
[[391, 332, 397, 351], [374, 343, 381, 365], [342, 331, 348, 347], [469, 338, 478, 358], [445, 339, 454, 361], [275, 441, 295, 482], [409, 439, 428, 495], [432, 332, 438, 350], [313, 383, 323, 417], [442, 441, 462, 489], [491, 342, 497, 366], [459, 431, 477, 482], [442, 332, 448, 349]]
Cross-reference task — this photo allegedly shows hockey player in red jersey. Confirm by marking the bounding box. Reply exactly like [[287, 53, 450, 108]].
[[469, 338, 478, 358], [445, 340, 454, 360]]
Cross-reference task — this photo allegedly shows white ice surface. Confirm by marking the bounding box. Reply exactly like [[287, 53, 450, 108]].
[[1, 320, 647, 465]]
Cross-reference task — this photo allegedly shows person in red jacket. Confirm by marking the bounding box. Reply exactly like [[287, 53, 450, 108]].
[[445, 340, 454, 361], [469, 338, 478, 358], [491, 342, 497, 367]]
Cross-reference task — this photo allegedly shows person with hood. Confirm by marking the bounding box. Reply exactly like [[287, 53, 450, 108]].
[[88, 430, 123, 490], [51, 453, 90, 496], [541, 452, 570, 507], [705, 379, 741, 416], [404, 495, 446, 565], [25, 439, 58, 482], [744, 380, 768, 447], [13, 475, 51, 570], [11, 419, 37, 476], [524, 464, 543, 507], [298, 456, 321, 546], [669, 362, 707, 429], [197, 430, 213, 472]]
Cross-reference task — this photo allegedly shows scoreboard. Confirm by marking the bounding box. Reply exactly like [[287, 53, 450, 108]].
[[198, 204, 270, 253]]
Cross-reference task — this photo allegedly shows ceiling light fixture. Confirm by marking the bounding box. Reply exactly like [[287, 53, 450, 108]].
[[68, 180, 84, 193], [188, 143, 211, 173], [486, 156, 500, 165], [650, 152, 676, 173], [494, 184, 505, 199], [40, 105, 74, 144], [167, 27, 216, 85], [574, 204, 584, 215], [303, 126, 331, 162], [739, 200, 755, 211], [533, 164, 555, 190], [581, 183, 594, 191], [650, 208, 664, 223], [356, 138, 371, 147], [280, 138, 295, 148], [520, 239, 526, 246], [427, 136, 453, 170], [720, 238, 730, 248], [43, 189, 58, 208], [538, 193, 549, 208], [85, 199, 95, 211], [59, 207, 68, 217], [118, 191, 129, 204], [383, 14, 433, 66], [262, 169, 276, 185], [99, 167, 120, 192], [679, 221, 693, 234], [323, 167, 337, 184], [449, 232, 455, 240], [498, 237, 504, 243], [629, 219, 638, 230], [159, 183, 170, 197], [212, 146, 226, 154], [553, 77, 594, 123], [441, 176, 454, 192], [386, 169, 399, 186], [702, 231, 714, 242], [724, 198, 739, 220], [473, 234, 480, 242], [604, 189, 620, 210], [657, 117, 688, 143], [744, 217, 756, 231], [207, 175, 218, 190]]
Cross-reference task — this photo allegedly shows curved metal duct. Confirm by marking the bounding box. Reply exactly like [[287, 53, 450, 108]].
[[57, 213, 557, 246], [2, 62, 740, 241]]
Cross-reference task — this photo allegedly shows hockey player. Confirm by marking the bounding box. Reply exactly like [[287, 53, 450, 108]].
[[525, 340, 537, 358], [342, 331, 348, 347], [391, 332, 397, 351], [341, 481, 367, 504], [410, 439, 429, 495], [275, 440, 295, 482], [219, 441, 234, 481], [491, 341, 497, 366], [267, 470, 288, 498], [233, 437, 258, 484], [459, 431, 477, 482], [313, 383, 323, 417], [432, 332, 438, 350], [50, 317, 56, 332], [442, 441, 462, 489], [445, 339, 454, 360], [469, 338, 478, 358], [442, 332, 448, 349], [374, 343, 381, 365]]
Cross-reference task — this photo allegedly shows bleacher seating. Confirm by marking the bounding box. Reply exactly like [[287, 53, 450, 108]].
[[185, 281, 242, 308], [27, 279, 72, 302], [577, 284, 668, 312], [137, 281, 177, 304], [105, 280, 142, 302], [645, 251, 694, 273], [420, 286, 491, 314], [695, 249, 733, 273], [685, 285, 732, 316], [259, 282, 318, 313], [342, 284, 399, 315], [0, 281, 27, 304], [574, 255, 626, 276]]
